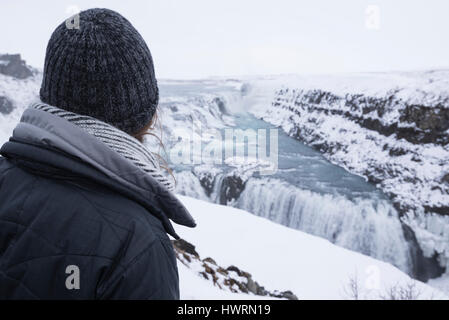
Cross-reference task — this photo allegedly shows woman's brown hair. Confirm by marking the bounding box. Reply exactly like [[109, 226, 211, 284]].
[[132, 110, 175, 184]]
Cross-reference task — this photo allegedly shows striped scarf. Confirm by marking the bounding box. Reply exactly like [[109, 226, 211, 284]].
[[31, 102, 175, 192]]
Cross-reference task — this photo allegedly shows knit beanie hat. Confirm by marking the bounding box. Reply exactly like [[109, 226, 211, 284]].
[[40, 8, 158, 135]]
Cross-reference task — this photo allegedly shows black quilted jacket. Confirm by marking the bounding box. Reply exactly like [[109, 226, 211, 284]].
[[0, 107, 195, 299]]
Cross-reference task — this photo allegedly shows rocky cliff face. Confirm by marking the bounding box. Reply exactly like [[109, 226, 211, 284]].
[[0, 54, 35, 116], [173, 238, 298, 299], [0, 54, 34, 79], [249, 72, 449, 276], [0, 96, 13, 115], [0, 54, 40, 143], [283, 89, 449, 146]]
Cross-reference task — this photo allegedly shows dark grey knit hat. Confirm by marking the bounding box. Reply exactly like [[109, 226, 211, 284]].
[[40, 8, 158, 135]]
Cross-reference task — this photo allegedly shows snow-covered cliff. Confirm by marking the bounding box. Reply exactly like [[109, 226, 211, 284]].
[[248, 71, 449, 276], [0, 54, 40, 143]]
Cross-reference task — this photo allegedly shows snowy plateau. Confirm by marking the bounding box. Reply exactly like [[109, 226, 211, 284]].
[[0, 54, 448, 299]]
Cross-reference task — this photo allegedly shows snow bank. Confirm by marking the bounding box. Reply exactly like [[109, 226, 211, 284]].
[[179, 262, 274, 300], [176, 195, 446, 300]]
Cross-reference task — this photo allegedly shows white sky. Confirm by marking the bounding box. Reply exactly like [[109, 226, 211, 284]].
[[1, 0, 448, 79]]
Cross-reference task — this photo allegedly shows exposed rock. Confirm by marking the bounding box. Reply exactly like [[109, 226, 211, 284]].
[[401, 223, 446, 281], [218, 174, 247, 205], [246, 277, 258, 294], [0, 54, 34, 79], [240, 83, 251, 96], [269, 290, 298, 300], [424, 205, 449, 216], [216, 267, 228, 276], [443, 174, 449, 185], [0, 96, 14, 115], [197, 172, 216, 197], [212, 97, 229, 115], [172, 238, 199, 258], [285, 88, 449, 145], [193, 168, 248, 204], [226, 265, 243, 276], [203, 263, 215, 275], [182, 253, 191, 263], [400, 105, 449, 132], [173, 238, 298, 299], [203, 257, 217, 265], [388, 146, 408, 157]]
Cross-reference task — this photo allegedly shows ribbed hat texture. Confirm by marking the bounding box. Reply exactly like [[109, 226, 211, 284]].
[[40, 8, 158, 135]]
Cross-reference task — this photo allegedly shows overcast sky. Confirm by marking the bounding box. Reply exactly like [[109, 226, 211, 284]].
[[1, 0, 448, 78]]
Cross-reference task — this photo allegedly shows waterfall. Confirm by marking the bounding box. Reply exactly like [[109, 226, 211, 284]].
[[176, 170, 413, 274], [209, 173, 226, 203], [175, 171, 209, 201], [237, 178, 412, 273]]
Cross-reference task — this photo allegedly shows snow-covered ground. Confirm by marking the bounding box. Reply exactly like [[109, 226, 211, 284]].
[[176, 195, 446, 300], [179, 262, 280, 300]]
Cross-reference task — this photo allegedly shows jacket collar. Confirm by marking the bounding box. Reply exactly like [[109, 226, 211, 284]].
[[0, 107, 196, 238]]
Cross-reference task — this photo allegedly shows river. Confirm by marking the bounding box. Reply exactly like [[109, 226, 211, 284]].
[[159, 80, 414, 276]]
